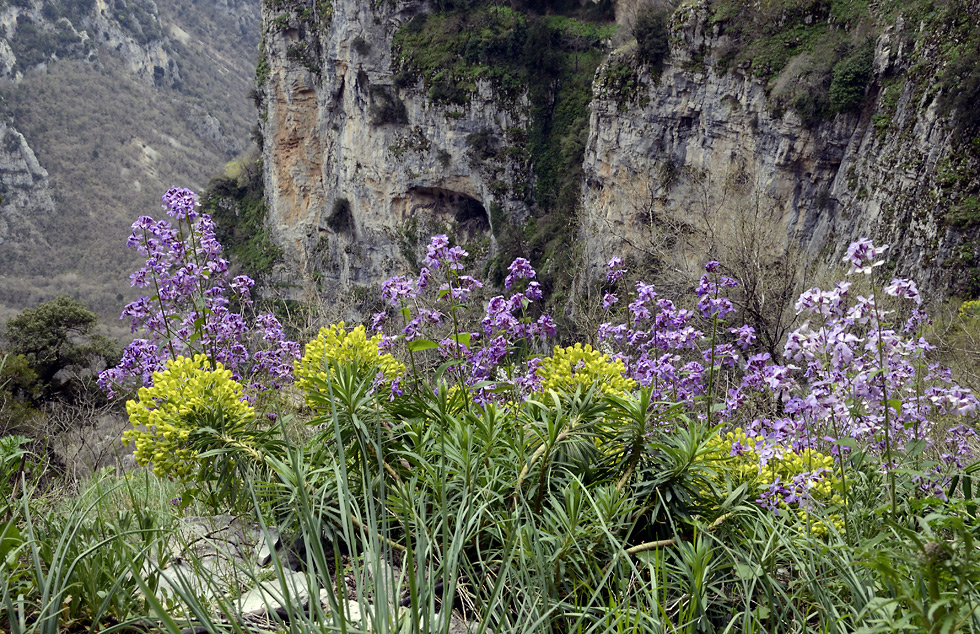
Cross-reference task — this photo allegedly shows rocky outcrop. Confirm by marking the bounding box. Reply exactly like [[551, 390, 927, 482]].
[[257, 0, 530, 306], [0, 0, 177, 84], [0, 0, 261, 327], [258, 0, 980, 308], [580, 0, 980, 293], [0, 121, 56, 313]]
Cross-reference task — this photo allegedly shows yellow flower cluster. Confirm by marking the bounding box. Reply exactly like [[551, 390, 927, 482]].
[[535, 343, 637, 397], [123, 354, 254, 480], [959, 299, 980, 319], [708, 429, 846, 536], [294, 322, 405, 404]]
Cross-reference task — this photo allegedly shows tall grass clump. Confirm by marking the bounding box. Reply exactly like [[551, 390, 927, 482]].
[[2, 187, 979, 634]]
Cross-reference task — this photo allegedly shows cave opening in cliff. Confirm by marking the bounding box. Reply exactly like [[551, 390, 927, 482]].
[[407, 187, 490, 242]]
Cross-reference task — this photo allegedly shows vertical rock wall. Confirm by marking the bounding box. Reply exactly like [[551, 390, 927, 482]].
[[257, 0, 531, 309], [259, 0, 980, 311], [581, 0, 978, 293]]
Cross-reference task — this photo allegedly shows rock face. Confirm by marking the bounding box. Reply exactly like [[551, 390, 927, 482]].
[[0, 121, 55, 290], [258, 0, 980, 309], [580, 0, 980, 293], [257, 0, 529, 308]]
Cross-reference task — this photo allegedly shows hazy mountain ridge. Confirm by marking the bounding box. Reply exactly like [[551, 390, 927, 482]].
[[0, 0, 260, 334]]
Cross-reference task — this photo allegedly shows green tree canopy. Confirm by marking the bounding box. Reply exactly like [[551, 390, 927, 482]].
[[2, 296, 118, 395]]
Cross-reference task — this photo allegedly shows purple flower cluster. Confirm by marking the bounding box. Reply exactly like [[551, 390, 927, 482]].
[[595, 238, 979, 507], [742, 239, 976, 489], [99, 187, 300, 398], [695, 264, 738, 320], [755, 469, 833, 514], [375, 235, 556, 403], [423, 234, 468, 270], [607, 257, 627, 283], [597, 259, 752, 413]]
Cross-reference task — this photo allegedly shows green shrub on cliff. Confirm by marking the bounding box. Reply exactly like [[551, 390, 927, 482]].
[[829, 44, 873, 113], [633, 8, 670, 72]]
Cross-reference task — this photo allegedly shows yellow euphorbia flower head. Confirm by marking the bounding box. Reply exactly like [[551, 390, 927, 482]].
[[535, 343, 637, 398], [294, 322, 405, 406], [123, 354, 254, 480]]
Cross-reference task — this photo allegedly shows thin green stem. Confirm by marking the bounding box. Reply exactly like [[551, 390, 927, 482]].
[[143, 227, 178, 362], [706, 308, 719, 430], [871, 283, 897, 516]]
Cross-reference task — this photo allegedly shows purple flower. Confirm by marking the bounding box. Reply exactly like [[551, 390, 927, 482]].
[[231, 275, 255, 302], [162, 187, 200, 221], [423, 234, 450, 268], [381, 275, 417, 305], [884, 278, 921, 306], [525, 281, 543, 301], [535, 314, 557, 338], [445, 246, 468, 270], [629, 299, 651, 321], [390, 376, 404, 400], [505, 257, 536, 290], [602, 292, 618, 310], [698, 295, 735, 319], [635, 281, 657, 302], [729, 324, 756, 350], [607, 257, 627, 283], [843, 238, 888, 275]]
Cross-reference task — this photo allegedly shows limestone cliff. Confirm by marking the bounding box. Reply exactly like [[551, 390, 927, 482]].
[[0, 120, 55, 283], [257, 0, 980, 315], [581, 0, 980, 296], [256, 0, 534, 308]]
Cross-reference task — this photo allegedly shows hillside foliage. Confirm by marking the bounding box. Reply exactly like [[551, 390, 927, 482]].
[[4, 199, 980, 633]]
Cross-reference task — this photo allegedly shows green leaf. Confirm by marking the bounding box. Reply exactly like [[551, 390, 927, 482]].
[[452, 332, 472, 347], [179, 488, 198, 511], [904, 438, 928, 458], [734, 562, 762, 580], [886, 398, 903, 415], [400, 306, 411, 321], [433, 359, 463, 383], [834, 437, 860, 450], [407, 339, 440, 353], [948, 474, 961, 499], [0, 521, 22, 562]]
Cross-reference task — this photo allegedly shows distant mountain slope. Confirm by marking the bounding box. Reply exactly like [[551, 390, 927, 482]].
[[0, 0, 260, 334]]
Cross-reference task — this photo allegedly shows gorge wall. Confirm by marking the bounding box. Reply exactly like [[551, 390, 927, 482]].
[[256, 0, 980, 319]]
